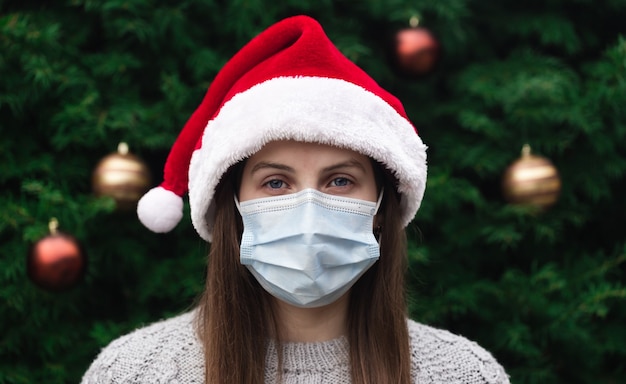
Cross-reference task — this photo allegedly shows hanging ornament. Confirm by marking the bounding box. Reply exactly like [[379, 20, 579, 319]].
[[92, 142, 152, 211], [502, 144, 561, 209], [27, 218, 86, 291], [392, 16, 440, 77]]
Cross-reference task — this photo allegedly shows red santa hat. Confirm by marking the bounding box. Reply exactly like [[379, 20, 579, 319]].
[[137, 15, 427, 242]]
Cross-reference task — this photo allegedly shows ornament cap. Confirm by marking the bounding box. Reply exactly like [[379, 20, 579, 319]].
[[137, 186, 184, 233], [48, 218, 59, 234], [117, 142, 129, 155]]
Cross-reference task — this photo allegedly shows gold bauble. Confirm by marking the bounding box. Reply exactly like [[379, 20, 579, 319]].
[[92, 143, 152, 210], [502, 145, 561, 209]]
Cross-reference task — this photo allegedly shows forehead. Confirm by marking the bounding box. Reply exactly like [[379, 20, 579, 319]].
[[245, 140, 370, 166]]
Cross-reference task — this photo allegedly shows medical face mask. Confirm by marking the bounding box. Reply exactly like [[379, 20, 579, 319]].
[[236, 188, 382, 308]]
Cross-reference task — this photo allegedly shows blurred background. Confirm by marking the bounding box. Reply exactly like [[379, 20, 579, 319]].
[[1, 0, 625, 383]]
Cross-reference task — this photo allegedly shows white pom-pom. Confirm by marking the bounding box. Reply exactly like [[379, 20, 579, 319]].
[[137, 187, 183, 233]]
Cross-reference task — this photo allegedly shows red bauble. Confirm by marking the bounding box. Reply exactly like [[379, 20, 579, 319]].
[[394, 27, 439, 76], [27, 231, 86, 291]]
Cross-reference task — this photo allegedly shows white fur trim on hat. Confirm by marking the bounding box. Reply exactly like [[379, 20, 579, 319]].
[[137, 186, 184, 233], [188, 76, 427, 242]]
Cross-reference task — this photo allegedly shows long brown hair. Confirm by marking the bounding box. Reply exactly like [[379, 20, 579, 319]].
[[196, 163, 411, 383]]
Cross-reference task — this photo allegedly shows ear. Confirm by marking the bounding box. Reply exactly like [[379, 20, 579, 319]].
[[373, 217, 383, 240], [374, 225, 383, 240]]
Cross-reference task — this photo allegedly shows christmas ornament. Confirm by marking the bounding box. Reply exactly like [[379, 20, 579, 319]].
[[502, 144, 561, 209], [393, 16, 440, 77], [93, 142, 152, 211], [27, 218, 86, 291]]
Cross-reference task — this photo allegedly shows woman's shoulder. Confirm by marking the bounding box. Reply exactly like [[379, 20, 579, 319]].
[[80, 310, 204, 384], [407, 319, 510, 384]]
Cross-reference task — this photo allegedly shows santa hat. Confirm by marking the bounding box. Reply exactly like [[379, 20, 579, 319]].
[[137, 15, 427, 242]]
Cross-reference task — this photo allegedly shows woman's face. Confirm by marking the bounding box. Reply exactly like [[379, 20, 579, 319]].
[[239, 141, 378, 203]]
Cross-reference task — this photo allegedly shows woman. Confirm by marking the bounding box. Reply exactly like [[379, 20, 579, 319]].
[[82, 15, 509, 383]]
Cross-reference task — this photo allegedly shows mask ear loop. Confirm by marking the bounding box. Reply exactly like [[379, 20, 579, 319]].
[[374, 188, 385, 214], [233, 194, 242, 212], [373, 188, 385, 241]]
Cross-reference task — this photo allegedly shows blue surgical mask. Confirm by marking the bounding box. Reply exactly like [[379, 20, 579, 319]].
[[236, 188, 382, 308]]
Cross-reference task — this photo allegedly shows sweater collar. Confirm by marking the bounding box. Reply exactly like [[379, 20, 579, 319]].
[[265, 336, 350, 373]]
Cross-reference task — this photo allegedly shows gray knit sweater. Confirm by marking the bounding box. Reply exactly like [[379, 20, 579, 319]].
[[81, 311, 510, 383]]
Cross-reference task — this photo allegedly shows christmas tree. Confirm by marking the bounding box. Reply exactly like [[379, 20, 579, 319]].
[[1, 1, 624, 383]]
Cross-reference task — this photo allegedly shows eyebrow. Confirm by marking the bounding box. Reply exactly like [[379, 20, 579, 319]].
[[321, 158, 367, 174], [250, 162, 295, 174]]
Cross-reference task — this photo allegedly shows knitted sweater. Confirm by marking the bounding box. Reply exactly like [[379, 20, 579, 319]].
[[81, 311, 509, 383]]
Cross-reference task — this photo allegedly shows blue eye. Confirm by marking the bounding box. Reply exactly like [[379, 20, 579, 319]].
[[331, 177, 350, 187], [267, 179, 284, 189]]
